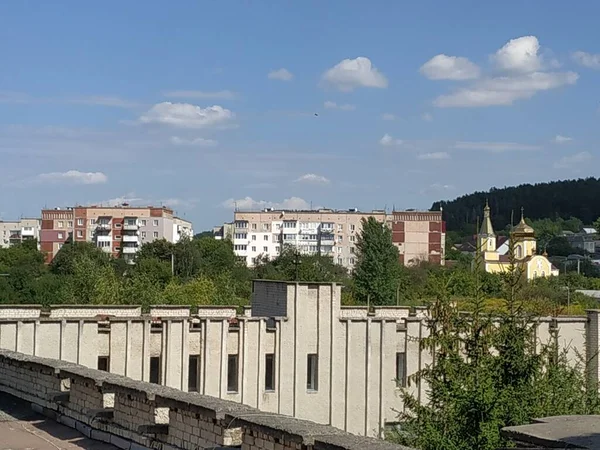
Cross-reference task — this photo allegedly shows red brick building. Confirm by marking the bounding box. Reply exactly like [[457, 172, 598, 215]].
[[389, 211, 445, 266]]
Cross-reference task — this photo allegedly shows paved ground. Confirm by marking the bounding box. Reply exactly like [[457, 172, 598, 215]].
[[0, 392, 116, 450]]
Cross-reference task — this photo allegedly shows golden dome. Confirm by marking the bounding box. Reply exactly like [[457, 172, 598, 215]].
[[513, 207, 535, 235]]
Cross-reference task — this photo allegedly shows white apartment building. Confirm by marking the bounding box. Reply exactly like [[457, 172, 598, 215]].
[[0, 280, 588, 438], [232, 209, 387, 269], [0, 218, 41, 249]]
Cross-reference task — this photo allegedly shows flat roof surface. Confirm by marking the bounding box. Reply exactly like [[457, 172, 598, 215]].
[[0, 392, 115, 449]]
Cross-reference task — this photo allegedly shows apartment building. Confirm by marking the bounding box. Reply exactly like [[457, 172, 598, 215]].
[[229, 208, 445, 269], [0, 218, 41, 249], [40, 205, 193, 263]]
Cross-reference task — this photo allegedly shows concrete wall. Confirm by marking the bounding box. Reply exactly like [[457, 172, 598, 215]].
[[0, 281, 593, 439], [0, 349, 412, 450]]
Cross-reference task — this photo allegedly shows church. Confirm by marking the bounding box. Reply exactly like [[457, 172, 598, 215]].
[[478, 202, 559, 279]]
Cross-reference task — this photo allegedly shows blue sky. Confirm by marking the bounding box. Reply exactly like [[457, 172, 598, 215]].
[[1, 1, 600, 230]]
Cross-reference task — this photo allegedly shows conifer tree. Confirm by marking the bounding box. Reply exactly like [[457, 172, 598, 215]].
[[353, 217, 400, 305]]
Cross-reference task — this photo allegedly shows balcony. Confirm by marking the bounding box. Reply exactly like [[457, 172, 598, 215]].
[[122, 246, 137, 254], [123, 224, 139, 231], [21, 228, 35, 236], [122, 235, 138, 243], [96, 223, 111, 231], [96, 235, 111, 243]]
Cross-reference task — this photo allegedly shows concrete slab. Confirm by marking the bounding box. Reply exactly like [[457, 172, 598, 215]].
[[0, 392, 116, 449]]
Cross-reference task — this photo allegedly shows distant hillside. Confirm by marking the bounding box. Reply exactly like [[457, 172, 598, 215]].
[[432, 177, 600, 233]]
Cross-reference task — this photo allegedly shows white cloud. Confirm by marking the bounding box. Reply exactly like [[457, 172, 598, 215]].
[[420, 54, 480, 80], [421, 112, 433, 121], [554, 152, 592, 169], [294, 173, 331, 185], [323, 101, 356, 111], [0, 91, 137, 108], [163, 90, 236, 100], [553, 135, 573, 144], [67, 96, 139, 108], [379, 134, 403, 146], [421, 183, 455, 195], [138, 102, 234, 128], [434, 71, 578, 107], [492, 36, 543, 73], [170, 136, 218, 146], [268, 68, 294, 81], [572, 51, 600, 69], [453, 141, 540, 152], [381, 113, 397, 121], [36, 170, 108, 185], [418, 152, 450, 160], [221, 196, 311, 211], [321, 57, 388, 91]]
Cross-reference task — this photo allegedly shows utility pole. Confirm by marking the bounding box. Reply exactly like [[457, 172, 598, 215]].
[[171, 253, 175, 276]]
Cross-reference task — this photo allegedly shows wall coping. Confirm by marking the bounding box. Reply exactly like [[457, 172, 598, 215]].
[[0, 304, 43, 309]]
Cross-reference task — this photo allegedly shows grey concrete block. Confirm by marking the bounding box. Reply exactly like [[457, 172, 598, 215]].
[[131, 443, 153, 450], [111, 434, 132, 450], [59, 414, 77, 428], [91, 429, 112, 443], [75, 420, 92, 438], [31, 403, 43, 414]]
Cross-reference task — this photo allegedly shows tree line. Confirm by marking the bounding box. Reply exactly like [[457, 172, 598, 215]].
[[433, 177, 600, 234]]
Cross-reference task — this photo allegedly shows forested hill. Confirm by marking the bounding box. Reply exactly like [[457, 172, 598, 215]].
[[432, 177, 600, 233]]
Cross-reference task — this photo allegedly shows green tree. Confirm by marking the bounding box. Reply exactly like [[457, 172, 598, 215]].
[[594, 216, 600, 234], [50, 242, 111, 275], [64, 255, 122, 304], [162, 276, 216, 306], [353, 217, 400, 305]]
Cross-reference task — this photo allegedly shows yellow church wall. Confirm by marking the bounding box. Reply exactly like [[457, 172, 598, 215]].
[[526, 255, 555, 279]]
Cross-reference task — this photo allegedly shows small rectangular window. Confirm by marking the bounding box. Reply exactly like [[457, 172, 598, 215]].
[[307, 354, 318, 391], [141, 231, 147, 238], [150, 357, 161, 384], [227, 354, 239, 393], [115, 223, 121, 228], [141, 220, 147, 226], [153, 220, 159, 227], [153, 231, 159, 238], [76, 230, 83, 238], [97, 356, 110, 372], [265, 354, 275, 391], [188, 355, 200, 392], [57, 232, 64, 239], [77, 218, 84, 226], [396, 352, 406, 388]]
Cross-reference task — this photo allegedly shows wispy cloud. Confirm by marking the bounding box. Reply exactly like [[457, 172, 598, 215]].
[[323, 101, 356, 111], [421, 112, 433, 122], [221, 196, 312, 211], [418, 152, 450, 160], [420, 183, 455, 195], [170, 136, 218, 146], [572, 51, 600, 69], [453, 141, 540, 152], [294, 173, 331, 185], [36, 170, 108, 185], [0, 91, 139, 108], [379, 133, 403, 146], [138, 102, 235, 129], [163, 90, 236, 100], [554, 152, 592, 169], [268, 68, 294, 81], [553, 134, 573, 144], [381, 113, 397, 121]]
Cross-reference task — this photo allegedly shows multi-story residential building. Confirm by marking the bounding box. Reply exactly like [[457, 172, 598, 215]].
[[40, 205, 193, 263], [0, 218, 41, 249], [390, 210, 445, 265], [229, 208, 445, 269]]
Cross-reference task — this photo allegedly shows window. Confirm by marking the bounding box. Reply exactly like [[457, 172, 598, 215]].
[[252, 235, 256, 241], [153, 231, 159, 238], [338, 236, 343, 242], [188, 355, 200, 392], [115, 246, 120, 251], [227, 355, 239, 393], [283, 221, 296, 229], [275, 246, 280, 253], [234, 233, 247, 240], [338, 224, 343, 232], [67, 221, 73, 228], [90, 219, 97, 225], [307, 354, 318, 391], [234, 244, 247, 251], [141, 231, 146, 238], [337, 247, 342, 253], [76, 230, 83, 238], [275, 224, 281, 230], [97, 356, 110, 372], [350, 224, 356, 231], [58, 221, 64, 228], [350, 257, 355, 265], [350, 247, 355, 254], [251, 257, 256, 265], [150, 357, 161, 384], [263, 246, 268, 252], [115, 235, 121, 240], [58, 243, 63, 249], [77, 218, 84, 226], [141, 220, 147, 226], [264, 235, 269, 241], [350, 235, 355, 242], [265, 354, 275, 391], [252, 223, 257, 230], [338, 258, 343, 265], [262, 223, 270, 231], [235, 221, 248, 229], [396, 352, 406, 387], [153, 220, 159, 227], [251, 246, 256, 252], [58, 232, 64, 239]]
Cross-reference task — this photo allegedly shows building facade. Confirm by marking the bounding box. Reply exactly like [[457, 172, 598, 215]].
[[0, 280, 587, 438], [40, 205, 193, 263], [0, 218, 41, 249], [229, 209, 445, 269]]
